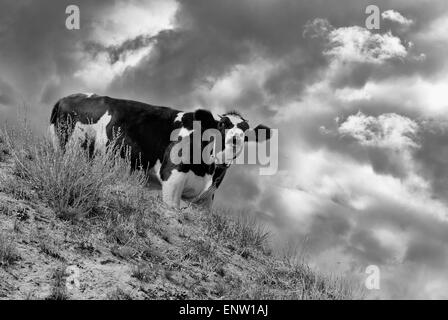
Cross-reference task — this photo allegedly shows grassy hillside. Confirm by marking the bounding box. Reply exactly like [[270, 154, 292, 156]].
[[0, 128, 361, 300]]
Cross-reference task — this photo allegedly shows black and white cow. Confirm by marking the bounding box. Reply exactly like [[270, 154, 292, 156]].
[[49, 93, 271, 208]]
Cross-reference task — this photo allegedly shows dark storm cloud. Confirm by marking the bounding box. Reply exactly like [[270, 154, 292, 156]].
[[110, 27, 256, 105], [2, 0, 446, 118], [0, 0, 114, 124], [295, 118, 408, 179], [348, 230, 396, 265], [110, 0, 448, 110], [327, 114, 448, 206], [405, 237, 448, 269], [288, 181, 448, 287], [1, 0, 447, 115], [84, 34, 156, 64], [108, 0, 391, 106], [261, 48, 326, 105], [365, 147, 410, 178], [356, 199, 448, 267], [304, 203, 354, 253], [0, 0, 109, 78], [295, 108, 448, 203], [414, 120, 448, 202]]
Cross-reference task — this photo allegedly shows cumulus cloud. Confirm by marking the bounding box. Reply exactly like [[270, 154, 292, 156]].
[[338, 112, 420, 151], [303, 18, 333, 39], [299, 18, 415, 97], [334, 112, 436, 190], [382, 10, 414, 26], [327, 27, 408, 64], [324, 110, 448, 212], [304, 18, 409, 64]]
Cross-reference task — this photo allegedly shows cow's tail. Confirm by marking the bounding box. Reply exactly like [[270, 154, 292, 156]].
[[49, 101, 61, 150], [50, 101, 59, 125]]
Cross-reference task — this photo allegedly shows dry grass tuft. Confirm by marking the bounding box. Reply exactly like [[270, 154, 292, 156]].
[[107, 287, 133, 300], [0, 132, 10, 162], [0, 233, 20, 267], [46, 266, 69, 300], [131, 264, 154, 283], [204, 207, 270, 253], [2, 127, 147, 220]]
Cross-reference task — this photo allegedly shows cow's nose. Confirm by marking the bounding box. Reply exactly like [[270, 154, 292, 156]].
[[232, 135, 243, 146]]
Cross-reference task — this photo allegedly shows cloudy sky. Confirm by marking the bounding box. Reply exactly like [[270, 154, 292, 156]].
[[2, 0, 448, 299]]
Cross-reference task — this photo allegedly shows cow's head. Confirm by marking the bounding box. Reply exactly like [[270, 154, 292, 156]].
[[214, 111, 271, 165]]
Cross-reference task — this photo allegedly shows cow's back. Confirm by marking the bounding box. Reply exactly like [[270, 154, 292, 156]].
[[51, 93, 180, 169]]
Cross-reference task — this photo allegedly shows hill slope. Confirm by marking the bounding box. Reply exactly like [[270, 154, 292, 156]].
[[0, 132, 359, 300]]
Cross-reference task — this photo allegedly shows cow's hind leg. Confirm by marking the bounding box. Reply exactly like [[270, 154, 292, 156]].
[[48, 124, 60, 151], [162, 170, 187, 208], [49, 115, 78, 153]]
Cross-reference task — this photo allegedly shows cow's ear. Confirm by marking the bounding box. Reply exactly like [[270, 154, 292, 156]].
[[245, 124, 272, 143], [194, 109, 217, 129]]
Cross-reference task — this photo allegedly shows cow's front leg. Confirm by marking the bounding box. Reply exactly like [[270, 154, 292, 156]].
[[162, 170, 187, 208], [192, 191, 215, 212]]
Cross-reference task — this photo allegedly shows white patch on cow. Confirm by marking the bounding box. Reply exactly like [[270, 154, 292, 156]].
[[178, 127, 193, 138], [48, 124, 59, 150], [215, 127, 245, 165], [153, 159, 162, 182], [83, 92, 96, 98], [162, 170, 187, 208], [161, 168, 213, 207], [182, 171, 213, 199], [225, 127, 245, 145], [174, 112, 184, 123], [226, 114, 244, 126], [68, 111, 112, 153], [212, 112, 221, 121]]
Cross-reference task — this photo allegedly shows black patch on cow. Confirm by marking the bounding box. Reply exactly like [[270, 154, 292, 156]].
[[160, 109, 218, 181], [237, 121, 250, 132], [51, 94, 219, 183]]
